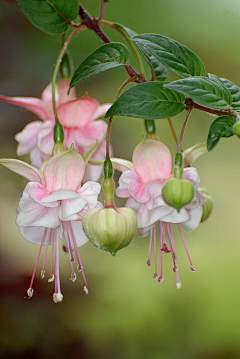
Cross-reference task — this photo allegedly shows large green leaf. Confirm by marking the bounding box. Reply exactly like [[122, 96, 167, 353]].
[[105, 81, 186, 120], [131, 34, 206, 78], [220, 77, 240, 111], [69, 43, 130, 89], [17, 0, 79, 35], [207, 115, 236, 151], [136, 43, 169, 81], [165, 77, 233, 110]]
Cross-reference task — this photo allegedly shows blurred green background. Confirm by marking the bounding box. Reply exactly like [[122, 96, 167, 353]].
[[1, 1, 240, 358]]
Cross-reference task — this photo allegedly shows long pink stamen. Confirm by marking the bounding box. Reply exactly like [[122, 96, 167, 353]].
[[176, 271, 182, 289], [161, 224, 171, 253], [53, 228, 63, 303], [153, 224, 158, 279], [27, 228, 47, 298], [41, 228, 51, 279], [158, 222, 164, 283], [64, 222, 76, 282], [166, 223, 178, 272], [69, 222, 89, 294], [48, 229, 55, 282], [146, 227, 153, 266], [177, 224, 196, 272]]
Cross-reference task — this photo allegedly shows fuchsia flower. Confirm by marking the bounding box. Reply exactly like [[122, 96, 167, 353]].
[[0, 80, 111, 180], [0, 146, 102, 302], [115, 139, 205, 288]]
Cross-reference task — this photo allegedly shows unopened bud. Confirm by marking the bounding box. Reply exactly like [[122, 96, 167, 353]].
[[82, 207, 137, 256], [233, 121, 240, 138], [162, 178, 195, 212], [199, 188, 214, 222]]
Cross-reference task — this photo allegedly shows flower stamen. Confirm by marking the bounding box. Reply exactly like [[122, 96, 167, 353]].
[[41, 228, 51, 279], [153, 224, 158, 279], [27, 228, 47, 298], [48, 230, 55, 282], [177, 224, 197, 272], [146, 226, 153, 267], [69, 222, 89, 294], [53, 228, 63, 303]]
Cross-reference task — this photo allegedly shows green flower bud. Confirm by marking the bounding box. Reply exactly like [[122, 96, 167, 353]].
[[233, 121, 240, 138], [162, 178, 195, 213], [60, 51, 74, 80], [199, 188, 214, 222], [82, 207, 137, 256]]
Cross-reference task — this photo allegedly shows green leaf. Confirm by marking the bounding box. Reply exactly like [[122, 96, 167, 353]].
[[207, 115, 236, 151], [114, 23, 137, 38], [131, 34, 206, 78], [220, 78, 240, 111], [136, 43, 169, 80], [17, 0, 79, 35], [105, 81, 186, 120], [69, 43, 130, 89], [164, 77, 233, 110], [208, 74, 240, 111]]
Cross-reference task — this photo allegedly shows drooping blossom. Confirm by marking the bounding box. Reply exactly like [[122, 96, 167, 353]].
[[0, 146, 102, 302], [0, 81, 111, 180], [114, 139, 205, 288]]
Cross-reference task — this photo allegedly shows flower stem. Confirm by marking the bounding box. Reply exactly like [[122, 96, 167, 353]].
[[100, 20, 145, 76], [52, 25, 86, 123], [106, 76, 137, 160], [167, 118, 179, 147], [97, 0, 105, 20], [185, 98, 239, 120], [177, 108, 192, 153]]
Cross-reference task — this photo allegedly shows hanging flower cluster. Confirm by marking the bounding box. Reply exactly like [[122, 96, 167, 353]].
[[3, 0, 240, 303]]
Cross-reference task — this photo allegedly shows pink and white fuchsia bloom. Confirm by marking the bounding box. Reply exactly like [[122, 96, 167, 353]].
[[0, 80, 111, 181], [115, 139, 205, 288], [0, 146, 102, 303]]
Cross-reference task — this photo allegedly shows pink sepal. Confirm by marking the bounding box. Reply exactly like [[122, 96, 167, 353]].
[[43, 146, 85, 192], [133, 139, 172, 183], [0, 158, 44, 184]]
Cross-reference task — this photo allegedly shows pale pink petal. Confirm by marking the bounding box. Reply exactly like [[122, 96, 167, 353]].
[[16, 205, 60, 228], [74, 120, 107, 147], [37, 120, 54, 156], [15, 121, 42, 155], [136, 198, 172, 228], [19, 189, 44, 212], [61, 221, 89, 249], [43, 189, 79, 202], [59, 197, 87, 221], [18, 226, 53, 245], [92, 103, 112, 121], [41, 83, 57, 119], [111, 157, 134, 172], [182, 167, 200, 189], [58, 79, 76, 104], [138, 225, 154, 237], [181, 204, 203, 232], [23, 182, 58, 208], [161, 208, 190, 224], [57, 93, 99, 127], [0, 158, 44, 184], [146, 180, 164, 198], [116, 170, 149, 201], [29, 147, 50, 169], [43, 146, 85, 192], [133, 139, 172, 183], [77, 181, 101, 208], [0, 94, 49, 121]]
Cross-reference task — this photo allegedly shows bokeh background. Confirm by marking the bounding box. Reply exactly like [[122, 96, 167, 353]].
[[1, 0, 240, 358]]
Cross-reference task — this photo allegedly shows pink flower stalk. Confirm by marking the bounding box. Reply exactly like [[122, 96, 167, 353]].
[[115, 139, 205, 288], [0, 81, 111, 180], [0, 146, 102, 302]]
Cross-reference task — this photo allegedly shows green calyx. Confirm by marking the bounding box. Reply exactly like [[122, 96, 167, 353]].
[[162, 178, 195, 213], [53, 122, 64, 144]]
